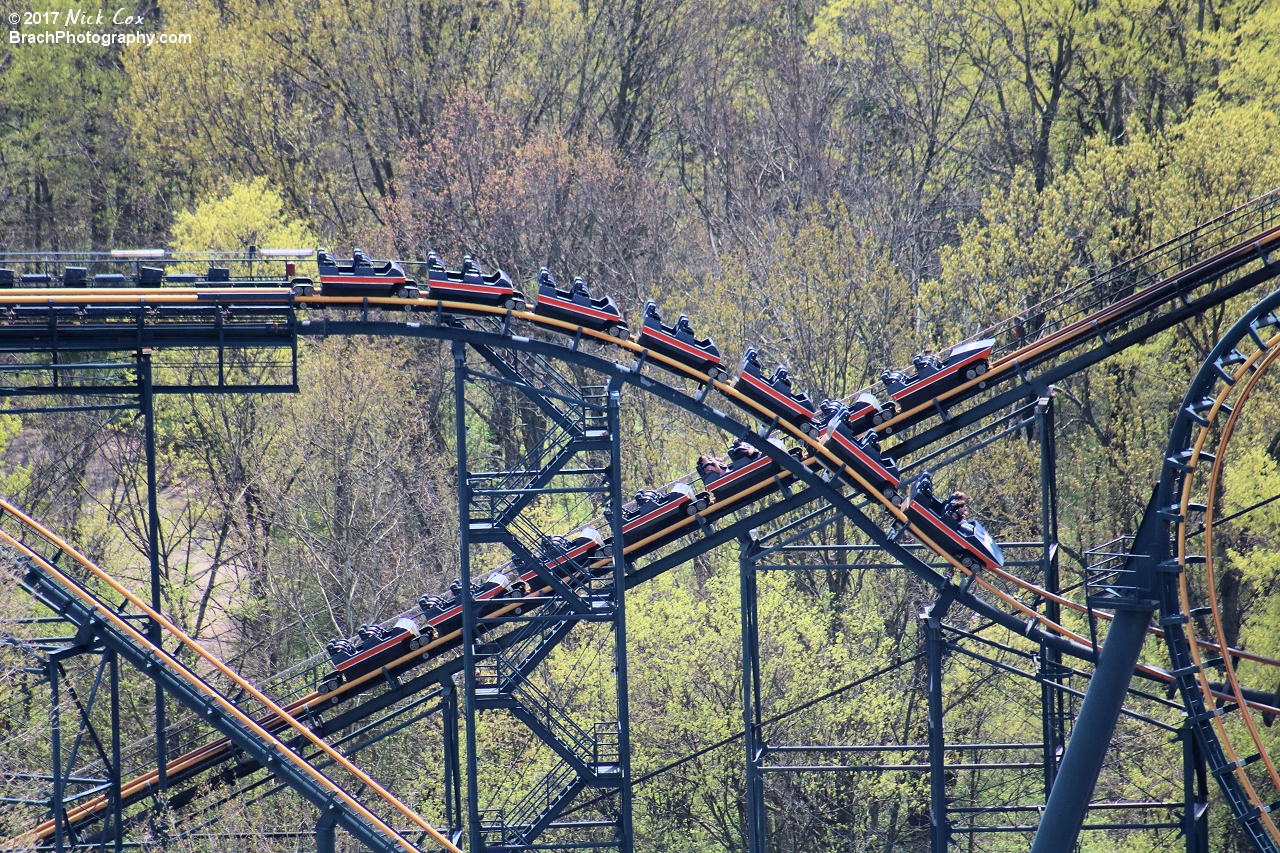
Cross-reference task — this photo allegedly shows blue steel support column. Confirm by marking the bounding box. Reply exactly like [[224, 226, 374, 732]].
[[1182, 727, 1208, 853], [1028, 607, 1152, 853], [455, 340, 483, 853], [110, 650, 123, 853], [1037, 394, 1064, 796], [739, 538, 765, 853], [50, 660, 65, 853], [1032, 486, 1164, 853], [442, 680, 463, 843], [139, 350, 166, 793], [315, 805, 337, 853], [606, 387, 634, 852], [925, 600, 950, 853]]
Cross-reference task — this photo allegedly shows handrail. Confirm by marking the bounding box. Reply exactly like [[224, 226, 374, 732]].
[[7, 206, 1280, 846], [0, 498, 461, 853]]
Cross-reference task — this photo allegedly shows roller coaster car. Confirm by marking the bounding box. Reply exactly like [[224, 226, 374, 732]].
[[541, 527, 608, 573], [317, 248, 419, 299], [697, 438, 803, 513], [803, 399, 842, 437], [321, 616, 424, 691], [903, 471, 1003, 572], [421, 571, 517, 634], [426, 252, 525, 310], [533, 270, 629, 337], [857, 391, 900, 432], [817, 418, 902, 505], [636, 301, 726, 379], [880, 339, 995, 411], [732, 348, 816, 427], [604, 482, 710, 552]]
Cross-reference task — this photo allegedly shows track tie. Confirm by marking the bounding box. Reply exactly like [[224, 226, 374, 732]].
[[1254, 242, 1276, 270], [1184, 405, 1210, 427], [1249, 322, 1271, 349], [1156, 558, 1184, 574], [1213, 753, 1262, 778], [1191, 703, 1236, 723], [1092, 319, 1114, 353], [931, 397, 951, 422], [1238, 804, 1264, 822], [1172, 663, 1201, 678], [1187, 394, 1221, 418], [1157, 505, 1184, 522], [1214, 761, 1240, 778], [1160, 612, 1189, 626]]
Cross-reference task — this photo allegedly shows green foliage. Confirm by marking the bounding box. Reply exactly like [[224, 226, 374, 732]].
[[10, 0, 1280, 848], [0, 0, 161, 247], [169, 178, 318, 256]]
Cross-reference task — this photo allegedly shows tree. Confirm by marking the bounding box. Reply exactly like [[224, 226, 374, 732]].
[[169, 178, 318, 256]]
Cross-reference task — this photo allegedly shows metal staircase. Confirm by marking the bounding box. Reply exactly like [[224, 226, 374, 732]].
[[454, 338, 632, 853]]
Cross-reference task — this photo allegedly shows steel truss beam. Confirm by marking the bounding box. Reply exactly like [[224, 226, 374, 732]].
[[18, 559, 419, 853], [5, 214, 1280, 852]]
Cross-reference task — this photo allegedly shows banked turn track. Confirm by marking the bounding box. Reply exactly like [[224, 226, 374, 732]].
[[4, 190, 1280, 851]]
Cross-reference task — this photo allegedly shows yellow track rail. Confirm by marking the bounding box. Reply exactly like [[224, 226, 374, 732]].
[[0, 498, 460, 853], [1170, 326, 1280, 843], [6, 237, 1280, 843]]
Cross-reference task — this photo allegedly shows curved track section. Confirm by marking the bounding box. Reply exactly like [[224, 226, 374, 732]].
[[1156, 288, 1280, 851], [0, 305, 1261, 847], [4, 202, 1280, 849]]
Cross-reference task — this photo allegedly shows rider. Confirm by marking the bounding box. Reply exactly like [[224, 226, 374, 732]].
[[943, 491, 969, 524], [697, 454, 731, 481]]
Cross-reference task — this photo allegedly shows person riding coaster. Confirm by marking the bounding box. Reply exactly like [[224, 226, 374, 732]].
[[696, 454, 730, 480], [697, 438, 767, 482], [904, 471, 1003, 571]]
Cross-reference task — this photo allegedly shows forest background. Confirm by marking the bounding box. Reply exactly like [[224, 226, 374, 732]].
[[6, 0, 1280, 849]]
